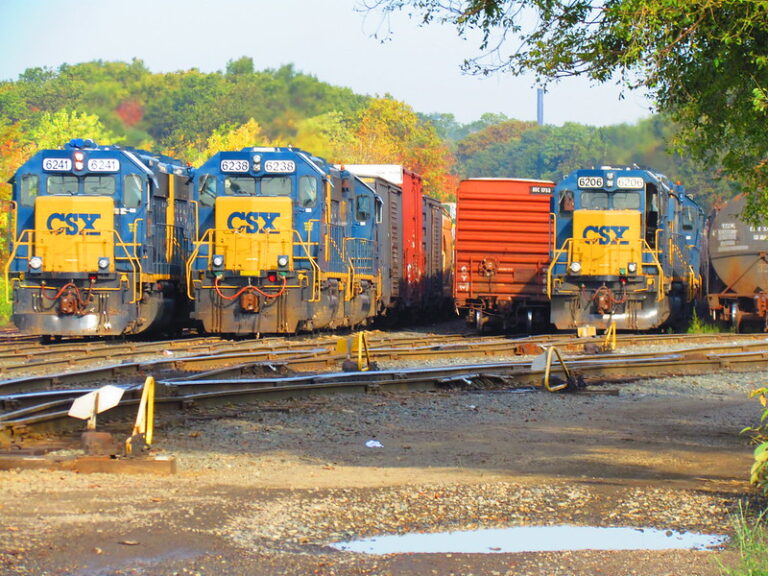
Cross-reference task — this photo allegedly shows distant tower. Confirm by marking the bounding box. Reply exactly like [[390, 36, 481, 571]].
[[536, 88, 544, 126]]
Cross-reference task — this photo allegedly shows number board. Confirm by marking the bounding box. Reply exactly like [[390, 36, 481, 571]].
[[616, 176, 645, 189], [264, 160, 296, 173], [87, 158, 120, 172], [220, 159, 250, 173], [577, 176, 604, 189], [42, 158, 72, 172]]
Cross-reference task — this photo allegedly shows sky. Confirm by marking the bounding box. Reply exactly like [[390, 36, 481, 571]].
[[0, 0, 654, 127]]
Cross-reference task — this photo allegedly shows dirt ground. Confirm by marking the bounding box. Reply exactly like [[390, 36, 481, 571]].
[[1, 368, 765, 576]]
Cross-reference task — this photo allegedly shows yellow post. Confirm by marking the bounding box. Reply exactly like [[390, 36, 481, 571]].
[[603, 321, 617, 352], [356, 332, 371, 371], [126, 376, 156, 455]]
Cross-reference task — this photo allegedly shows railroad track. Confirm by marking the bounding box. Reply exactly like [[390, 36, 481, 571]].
[[2, 331, 768, 442], [1, 328, 765, 377]]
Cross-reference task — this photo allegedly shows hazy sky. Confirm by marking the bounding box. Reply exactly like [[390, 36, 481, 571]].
[[0, 0, 653, 126]]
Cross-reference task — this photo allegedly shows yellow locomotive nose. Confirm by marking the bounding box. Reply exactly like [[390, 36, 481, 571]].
[[571, 210, 642, 276], [214, 196, 293, 274], [34, 196, 114, 273]]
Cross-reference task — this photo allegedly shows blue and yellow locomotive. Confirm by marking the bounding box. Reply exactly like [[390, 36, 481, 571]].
[[548, 167, 704, 330], [5, 139, 193, 337], [187, 147, 378, 334]]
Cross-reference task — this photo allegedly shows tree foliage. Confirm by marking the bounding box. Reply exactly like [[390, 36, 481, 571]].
[[0, 56, 743, 206], [367, 0, 768, 216], [453, 115, 736, 208]]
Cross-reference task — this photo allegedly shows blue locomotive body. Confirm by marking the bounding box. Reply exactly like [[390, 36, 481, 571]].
[[5, 139, 193, 337], [548, 167, 704, 330], [187, 147, 378, 334]]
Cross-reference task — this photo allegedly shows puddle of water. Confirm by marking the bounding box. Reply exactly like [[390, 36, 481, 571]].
[[331, 526, 727, 555]]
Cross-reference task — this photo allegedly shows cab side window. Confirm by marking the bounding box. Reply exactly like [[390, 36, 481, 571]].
[[298, 176, 317, 208], [124, 174, 144, 208], [356, 195, 372, 222], [559, 190, 574, 213], [20, 174, 39, 207], [199, 174, 217, 207]]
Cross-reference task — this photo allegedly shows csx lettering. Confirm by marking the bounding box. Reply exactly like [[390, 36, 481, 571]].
[[226, 211, 280, 233], [46, 213, 102, 235], [582, 225, 630, 245]]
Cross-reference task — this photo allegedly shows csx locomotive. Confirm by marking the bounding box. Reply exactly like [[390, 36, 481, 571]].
[[548, 167, 704, 330], [5, 139, 193, 337], [185, 150, 452, 335], [187, 147, 378, 334], [5, 140, 193, 338]]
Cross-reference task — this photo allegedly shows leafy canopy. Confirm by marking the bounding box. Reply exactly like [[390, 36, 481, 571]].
[[365, 0, 768, 216]]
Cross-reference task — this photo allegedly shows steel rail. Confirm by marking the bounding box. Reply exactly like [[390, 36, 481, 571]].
[[4, 339, 768, 441]]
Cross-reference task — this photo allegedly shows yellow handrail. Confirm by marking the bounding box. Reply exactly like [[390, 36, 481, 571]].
[[185, 228, 215, 299], [546, 237, 667, 301], [4, 229, 34, 303], [4, 228, 142, 304], [292, 228, 322, 302]]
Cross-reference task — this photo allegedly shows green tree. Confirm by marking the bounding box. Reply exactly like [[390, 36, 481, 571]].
[[367, 0, 768, 216], [27, 109, 120, 150]]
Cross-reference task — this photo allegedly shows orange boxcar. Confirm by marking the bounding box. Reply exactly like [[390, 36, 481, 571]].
[[454, 178, 553, 332]]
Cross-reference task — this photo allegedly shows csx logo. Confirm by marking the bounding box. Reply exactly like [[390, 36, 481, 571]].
[[46, 213, 102, 236], [582, 225, 630, 245], [226, 211, 280, 233]]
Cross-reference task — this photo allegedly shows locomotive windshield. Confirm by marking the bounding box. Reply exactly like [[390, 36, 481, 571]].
[[45, 174, 116, 196], [82, 175, 115, 196], [261, 176, 291, 197], [581, 191, 608, 209], [224, 176, 256, 196], [47, 175, 78, 195], [581, 190, 640, 210], [613, 191, 641, 210]]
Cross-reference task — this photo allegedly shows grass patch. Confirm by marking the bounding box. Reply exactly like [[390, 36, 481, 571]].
[[720, 503, 768, 575], [688, 309, 724, 334]]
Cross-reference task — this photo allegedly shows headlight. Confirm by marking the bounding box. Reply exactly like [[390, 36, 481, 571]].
[[29, 256, 43, 270], [98, 257, 110, 270], [277, 255, 289, 268], [212, 254, 224, 268], [627, 262, 638, 274], [569, 261, 582, 274]]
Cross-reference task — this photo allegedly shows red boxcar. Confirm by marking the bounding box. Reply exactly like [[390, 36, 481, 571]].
[[346, 165, 428, 311], [454, 178, 553, 332]]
